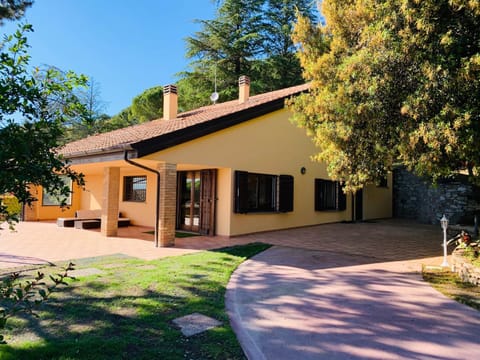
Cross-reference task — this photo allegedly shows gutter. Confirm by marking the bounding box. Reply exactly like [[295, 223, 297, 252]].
[[123, 149, 161, 248]]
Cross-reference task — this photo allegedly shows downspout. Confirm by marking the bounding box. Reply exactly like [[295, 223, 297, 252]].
[[123, 150, 160, 248]]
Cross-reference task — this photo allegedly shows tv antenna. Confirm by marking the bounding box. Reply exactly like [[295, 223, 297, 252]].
[[210, 64, 219, 104]]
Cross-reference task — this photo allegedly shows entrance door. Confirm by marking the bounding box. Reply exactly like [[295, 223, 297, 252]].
[[177, 170, 216, 235]]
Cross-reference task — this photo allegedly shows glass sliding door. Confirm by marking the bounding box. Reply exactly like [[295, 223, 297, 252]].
[[178, 171, 201, 232], [177, 169, 217, 235]]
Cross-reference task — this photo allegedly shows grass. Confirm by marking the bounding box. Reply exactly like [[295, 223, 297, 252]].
[[422, 267, 480, 311], [0, 242, 270, 359]]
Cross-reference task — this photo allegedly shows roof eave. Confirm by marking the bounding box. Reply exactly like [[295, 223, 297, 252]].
[[63, 145, 138, 165]]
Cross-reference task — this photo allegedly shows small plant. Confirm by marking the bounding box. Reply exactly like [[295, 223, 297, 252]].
[[0, 262, 75, 344], [0, 195, 22, 231]]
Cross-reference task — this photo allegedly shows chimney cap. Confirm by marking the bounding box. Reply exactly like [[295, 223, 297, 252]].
[[239, 75, 250, 85], [163, 84, 178, 95]]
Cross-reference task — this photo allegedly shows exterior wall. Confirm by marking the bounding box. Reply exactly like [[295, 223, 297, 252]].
[[29, 108, 393, 235], [27, 168, 158, 227], [24, 183, 82, 221], [145, 108, 391, 236], [393, 167, 480, 225], [215, 167, 233, 236], [118, 168, 157, 227], [362, 174, 393, 220], [78, 168, 157, 227], [80, 174, 103, 211]]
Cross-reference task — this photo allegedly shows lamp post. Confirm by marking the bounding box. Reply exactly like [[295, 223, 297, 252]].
[[440, 214, 449, 267]]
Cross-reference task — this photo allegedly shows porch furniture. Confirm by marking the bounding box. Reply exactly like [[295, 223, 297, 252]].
[[74, 219, 101, 229], [57, 209, 130, 228]]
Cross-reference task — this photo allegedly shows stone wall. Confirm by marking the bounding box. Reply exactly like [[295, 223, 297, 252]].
[[451, 248, 480, 286], [393, 167, 480, 225]]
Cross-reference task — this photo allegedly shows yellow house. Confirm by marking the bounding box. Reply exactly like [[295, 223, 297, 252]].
[[25, 76, 392, 246]]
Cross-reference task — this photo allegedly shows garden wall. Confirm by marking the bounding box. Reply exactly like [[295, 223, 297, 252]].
[[393, 167, 480, 225], [451, 248, 480, 286]]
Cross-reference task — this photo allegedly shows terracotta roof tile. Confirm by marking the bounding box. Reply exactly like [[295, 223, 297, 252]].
[[60, 83, 309, 158]]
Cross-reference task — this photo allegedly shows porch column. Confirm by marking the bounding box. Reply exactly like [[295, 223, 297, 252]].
[[157, 162, 177, 247], [101, 167, 120, 237]]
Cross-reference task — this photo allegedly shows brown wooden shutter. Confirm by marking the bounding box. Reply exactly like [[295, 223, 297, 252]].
[[314, 179, 324, 211], [278, 175, 294, 212], [200, 169, 216, 235], [234, 171, 249, 213]]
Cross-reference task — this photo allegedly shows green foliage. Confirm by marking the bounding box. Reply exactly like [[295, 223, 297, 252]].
[[461, 244, 480, 267], [0, 24, 86, 225], [178, 0, 317, 110], [0, 262, 75, 344], [62, 78, 109, 142], [102, 107, 136, 131], [290, 0, 480, 192], [0, 195, 21, 229], [131, 85, 163, 122], [0, 0, 32, 24], [103, 85, 164, 131]]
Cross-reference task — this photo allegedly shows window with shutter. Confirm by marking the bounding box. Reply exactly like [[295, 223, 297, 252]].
[[315, 179, 346, 211], [234, 171, 293, 213]]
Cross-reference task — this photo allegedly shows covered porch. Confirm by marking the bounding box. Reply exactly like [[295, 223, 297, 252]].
[[66, 155, 221, 248]]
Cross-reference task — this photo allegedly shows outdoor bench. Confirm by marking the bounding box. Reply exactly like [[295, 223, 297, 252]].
[[74, 219, 101, 229], [57, 209, 130, 228]]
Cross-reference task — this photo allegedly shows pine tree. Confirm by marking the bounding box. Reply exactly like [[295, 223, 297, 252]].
[[179, 0, 317, 110]]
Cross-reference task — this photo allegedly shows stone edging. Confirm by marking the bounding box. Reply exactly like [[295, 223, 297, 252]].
[[451, 248, 480, 286]]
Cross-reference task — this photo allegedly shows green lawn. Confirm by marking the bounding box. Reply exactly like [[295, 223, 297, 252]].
[[0, 243, 270, 360], [422, 266, 480, 311]]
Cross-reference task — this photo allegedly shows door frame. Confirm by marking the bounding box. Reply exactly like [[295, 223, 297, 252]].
[[176, 169, 216, 235]]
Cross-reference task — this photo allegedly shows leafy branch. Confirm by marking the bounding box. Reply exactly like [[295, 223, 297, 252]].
[[0, 262, 75, 344]]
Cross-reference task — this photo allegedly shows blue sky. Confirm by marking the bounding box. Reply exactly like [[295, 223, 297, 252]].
[[2, 0, 217, 115]]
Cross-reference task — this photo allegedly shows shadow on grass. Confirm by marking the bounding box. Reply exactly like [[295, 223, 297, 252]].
[[0, 243, 270, 360]]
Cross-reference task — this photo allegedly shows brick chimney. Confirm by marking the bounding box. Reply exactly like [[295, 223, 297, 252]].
[[163, 84, 178, 120], [238, 75, 250, 104]]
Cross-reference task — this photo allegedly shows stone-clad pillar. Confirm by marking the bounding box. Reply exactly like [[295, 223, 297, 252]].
[[158, 163, 177, 247], [101, 167, 120, 237]]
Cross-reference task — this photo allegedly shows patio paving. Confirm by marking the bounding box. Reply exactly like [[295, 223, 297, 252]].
[[0, 219, 447, 270], [0, 219, 448, 271]]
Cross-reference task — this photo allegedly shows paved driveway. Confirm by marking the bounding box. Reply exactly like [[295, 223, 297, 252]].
[[2, 219, 479, 359], [226, 222, 480, 360]]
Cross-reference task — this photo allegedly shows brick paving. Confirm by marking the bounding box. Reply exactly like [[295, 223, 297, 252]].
[[0, 219, 447, 271]]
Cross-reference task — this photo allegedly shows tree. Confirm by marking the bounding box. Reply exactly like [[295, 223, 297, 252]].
[[290, 0, 480, 193], [179, 0, 317, 110], [102, 86, 164, 132], [102, 107, 135, 131], [0, 24, 87, 226], [255, 0, 317, 92], [0, 0, 32, 24], [182, 0, 264, 107], [131, 85, 163, 122], [62, 78, 108, 142]]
